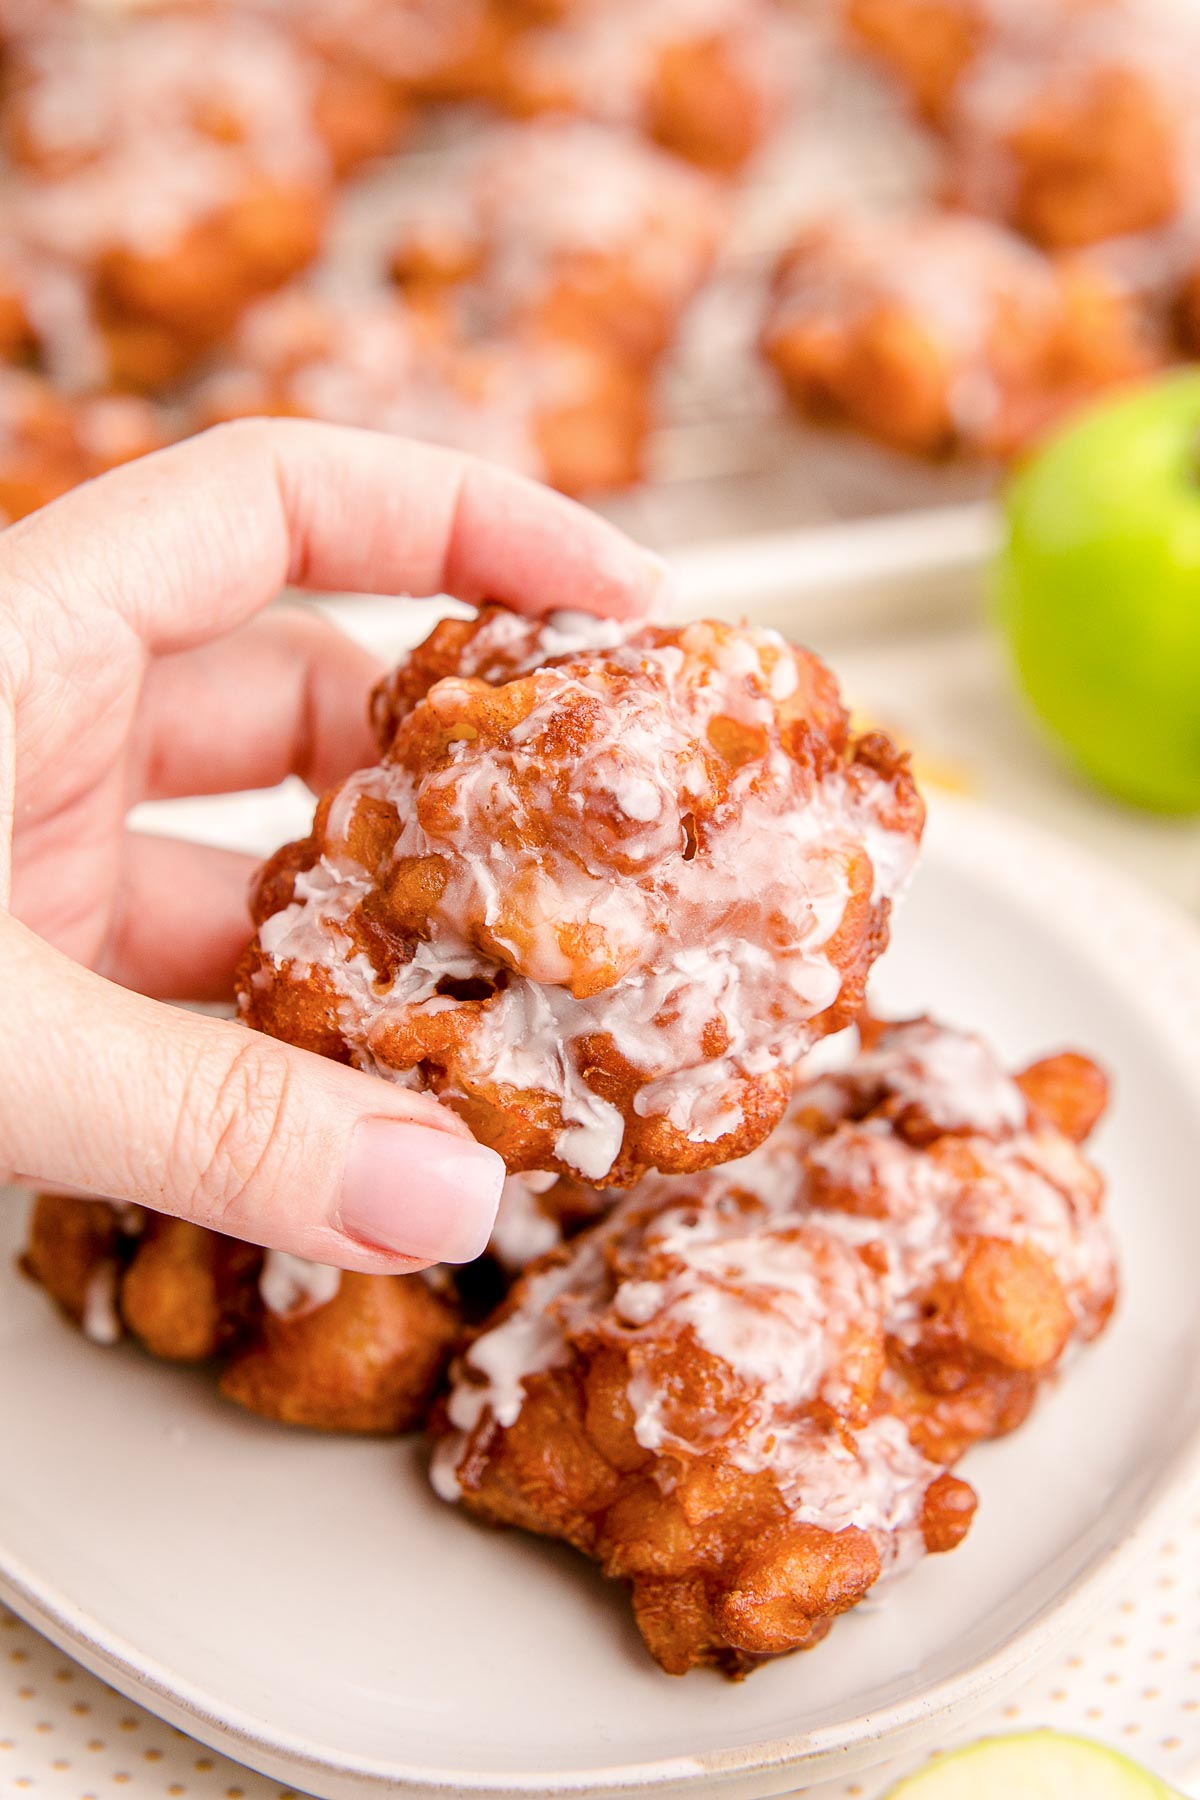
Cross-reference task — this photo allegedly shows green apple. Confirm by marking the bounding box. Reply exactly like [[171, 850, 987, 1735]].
[[995, 370, 1200, 812], [883, 1730, 1180, 1799]]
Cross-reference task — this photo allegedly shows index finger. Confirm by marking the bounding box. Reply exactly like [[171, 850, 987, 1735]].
[[0, 419, 665, 656]]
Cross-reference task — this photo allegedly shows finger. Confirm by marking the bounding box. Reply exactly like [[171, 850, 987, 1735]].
[[131, 607, 382, 804], [1, 419, 665, 658], [101, 835, 258, 1001], [0, 913, 504, 1272]]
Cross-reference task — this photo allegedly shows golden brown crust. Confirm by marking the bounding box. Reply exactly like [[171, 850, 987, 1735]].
[[1015, 1051, 1110, 1143], [645, 30, 776, 174], [120, 1216, 264, 1364], [220, 1271, 460, 1434], [21, 1192, 123, 1326]]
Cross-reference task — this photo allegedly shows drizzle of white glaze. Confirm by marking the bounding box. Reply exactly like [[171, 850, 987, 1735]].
[[490, 1171, 562, 1273], [612, 1204, 879, 1449], [851, 1017, 1028, 1136], [449, 1249, 595, 1435], [785, 1412, 936, 1571], [82, 1260, 122, 1346], [259, 1251, 342, 1319]]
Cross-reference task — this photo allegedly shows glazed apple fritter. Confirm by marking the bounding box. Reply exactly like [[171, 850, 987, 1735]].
[[761, 212, 1153, 459], [433, 1016, 1116, 1675], [239, 605, 924, 1188], [388, 117, 725, 369]]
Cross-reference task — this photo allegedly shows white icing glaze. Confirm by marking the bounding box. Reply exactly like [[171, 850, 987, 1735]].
[[612, 1204, 879, 1449], [82, 1260, 122, 1346], [517, 610, 633, 663], [428, 1436, 467, 1503], [258, 1250, 342, 1319], [850, 1017, 1028, 1135], [435, 1161, 935, 1555], [785, 1411, 938, 1560], [489, 1171, 563, 1272], [447, 1245, 601, 1437]]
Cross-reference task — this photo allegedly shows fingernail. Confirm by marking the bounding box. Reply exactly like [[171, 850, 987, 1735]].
[[338, 1120, 505, 1263]]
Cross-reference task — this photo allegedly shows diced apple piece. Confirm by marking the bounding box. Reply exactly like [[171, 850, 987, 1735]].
[[884, 1731, 1179, 1799]]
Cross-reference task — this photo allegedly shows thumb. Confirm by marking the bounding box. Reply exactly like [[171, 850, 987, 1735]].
[[0, 915, 504, 1271]]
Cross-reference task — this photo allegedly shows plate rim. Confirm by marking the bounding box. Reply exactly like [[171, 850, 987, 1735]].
[[6, 792, 1200, 1798]]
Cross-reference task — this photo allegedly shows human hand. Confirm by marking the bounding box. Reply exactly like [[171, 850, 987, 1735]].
[[0, 419, 660, 1271]]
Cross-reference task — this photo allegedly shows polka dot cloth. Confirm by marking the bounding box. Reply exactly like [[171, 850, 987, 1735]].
[[3, 1498, 1199, 1800]]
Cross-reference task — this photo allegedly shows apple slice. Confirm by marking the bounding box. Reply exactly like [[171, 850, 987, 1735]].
[[884, 1731, 1180, 1798]]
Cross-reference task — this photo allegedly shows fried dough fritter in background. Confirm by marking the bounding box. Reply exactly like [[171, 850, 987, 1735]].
[[786, 0, 1200, 456], [3, 0, 1200, 516], [0, 0, 771, 512]]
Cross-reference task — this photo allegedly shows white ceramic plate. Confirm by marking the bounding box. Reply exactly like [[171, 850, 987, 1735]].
[[4, 795, 1200, 1800]]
